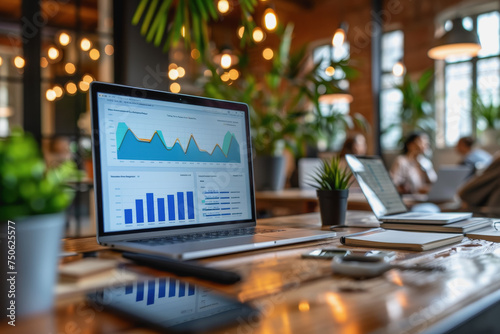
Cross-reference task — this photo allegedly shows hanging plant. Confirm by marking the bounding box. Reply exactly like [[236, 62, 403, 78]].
[[132, 0, 258, 61]]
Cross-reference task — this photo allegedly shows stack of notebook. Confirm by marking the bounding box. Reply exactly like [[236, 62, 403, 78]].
[[380, 217, 492, 234]]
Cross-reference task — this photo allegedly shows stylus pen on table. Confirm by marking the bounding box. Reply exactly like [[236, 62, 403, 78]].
[[122, 252, 241, 285]]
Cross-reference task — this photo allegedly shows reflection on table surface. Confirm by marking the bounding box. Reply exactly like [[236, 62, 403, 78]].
[[4, 211, 500, 334]]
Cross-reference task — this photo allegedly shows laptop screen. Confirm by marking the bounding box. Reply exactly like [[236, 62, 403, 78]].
[[91, 83, 255, 236], [345, 155, 408, 217]]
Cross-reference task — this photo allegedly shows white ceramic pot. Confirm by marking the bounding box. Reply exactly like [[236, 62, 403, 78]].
[[0, 212, 65, 319]]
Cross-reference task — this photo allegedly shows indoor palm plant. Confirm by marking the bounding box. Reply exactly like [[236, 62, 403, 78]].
[[388, 69, 435, 146], [308, 156, 353, 225], [0, 129, 77, 317], [204, 24, 317, 190], [471, 91, 500, 146]]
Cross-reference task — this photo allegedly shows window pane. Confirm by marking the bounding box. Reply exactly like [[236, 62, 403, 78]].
[[445, 62, 473, 145], [313, 43, 349, 80], [478, 11, 500, 58], [381, 30, 403, 72], [380, 82, 403, 150], [381, 74, 402, 90], [477, 57, 500, 130]]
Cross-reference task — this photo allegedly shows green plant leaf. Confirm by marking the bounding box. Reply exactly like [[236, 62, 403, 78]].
[[140, 0, 159, 36], [132, 0, 150, 25]]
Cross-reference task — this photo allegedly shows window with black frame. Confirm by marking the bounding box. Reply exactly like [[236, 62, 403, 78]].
[[438, 11, 500, 148], [380, 30, 404, 151]]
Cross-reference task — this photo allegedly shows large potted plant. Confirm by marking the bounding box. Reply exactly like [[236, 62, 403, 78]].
[[0, 129, 77, 318], [204, 24, 316, 190], [471, 91, 500, 146], [385, 69, 435, 145], [308, 156, 353, 226]]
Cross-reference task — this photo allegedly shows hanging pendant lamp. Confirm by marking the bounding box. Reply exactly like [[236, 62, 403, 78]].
[[428, 17, 481, 60]]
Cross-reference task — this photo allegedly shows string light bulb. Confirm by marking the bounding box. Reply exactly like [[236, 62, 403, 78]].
[[237, 26, 245, 39], [80, 38, 92, 51], [79, 81, 90, 92], [89, 48, 100, 60], [170, 83, 181, 93], [65, 82, 77, 95], [325, 66, 335, 77], [332, 23, 348, 48], [65, 62, 76, 74], [58, 32, 71, 46], [252, 27, 265, 43], [14, 56, 25, 69], [263, 8, 278, 31], [104, 44, 114, 56], [53, 85, 63, 98], [40, 57, 48, 68], [332, 28, 346, 47], [47, 46, 60, 60], [392, 60, 406, 77], [46, 89, 57, 101], [177, 67, 186, 78], [220, 53, 232, 69], [168, 68, 179, 80], [217, 0, 230, 14], [262, 48, 274, 60], [82, 74, 94, 83]]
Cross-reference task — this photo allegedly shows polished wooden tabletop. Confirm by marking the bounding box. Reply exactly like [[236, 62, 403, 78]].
[[5, 211, 500, 334]]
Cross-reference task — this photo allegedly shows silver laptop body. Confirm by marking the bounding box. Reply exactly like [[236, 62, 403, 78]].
[[345, 155, 471, 225], [90, 82, 335, 260]]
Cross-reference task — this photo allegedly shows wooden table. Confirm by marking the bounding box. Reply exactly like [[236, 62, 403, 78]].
[[255, 189, 371, 215], [5, 211, 500, 333]]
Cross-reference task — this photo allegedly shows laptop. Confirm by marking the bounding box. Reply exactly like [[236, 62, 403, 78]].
[[408, 165, 472, 203], [90, 82, 335, 260], [345, 155, 472, 224]]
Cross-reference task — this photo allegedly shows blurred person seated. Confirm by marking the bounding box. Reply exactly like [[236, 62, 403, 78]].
[[459, 152, 500, 211], [456, 136, 492, 175], [390, 132, 437, 194], [340, 132, 367, 157]]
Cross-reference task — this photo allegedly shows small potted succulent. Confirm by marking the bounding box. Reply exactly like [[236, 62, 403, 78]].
[[0, 129, 77, 317], [309, 156, 353, 226]]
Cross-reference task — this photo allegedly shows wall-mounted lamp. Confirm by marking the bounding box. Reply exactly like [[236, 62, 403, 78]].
[[428, 17, 481, 60]]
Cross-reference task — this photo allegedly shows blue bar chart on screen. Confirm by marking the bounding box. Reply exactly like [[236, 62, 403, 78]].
[[95, 92, 254, 233]]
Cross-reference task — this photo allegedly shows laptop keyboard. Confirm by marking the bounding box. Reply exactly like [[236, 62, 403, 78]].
[[127, 227, 283, 246]]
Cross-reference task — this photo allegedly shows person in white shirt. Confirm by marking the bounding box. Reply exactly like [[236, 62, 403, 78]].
[[390, 132, 437, 194]]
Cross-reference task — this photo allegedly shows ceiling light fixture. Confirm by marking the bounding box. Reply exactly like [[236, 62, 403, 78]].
[[428, 17, 481, 60]]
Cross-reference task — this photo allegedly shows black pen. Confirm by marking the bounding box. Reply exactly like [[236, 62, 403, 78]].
[[122, 252, 241, 285]]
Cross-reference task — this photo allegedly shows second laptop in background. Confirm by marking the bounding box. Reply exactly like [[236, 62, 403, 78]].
[[345, 155, 472, 225]]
